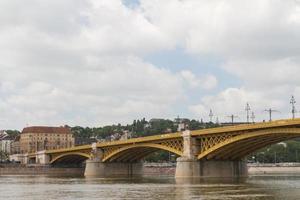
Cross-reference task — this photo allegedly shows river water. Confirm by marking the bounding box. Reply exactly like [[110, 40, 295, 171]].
[[0, 175, 300, 200]]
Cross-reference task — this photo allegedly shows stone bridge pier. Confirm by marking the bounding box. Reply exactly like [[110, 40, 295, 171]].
[[175, 130, 248, 178], [84, 143, 143, 177]]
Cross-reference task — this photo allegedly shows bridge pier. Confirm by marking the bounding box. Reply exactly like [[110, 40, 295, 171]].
[[199, 160, 247, 178], [175, 130, 248, 178], [84, 143, 143, 177], [176, 159, 247, 178], [175, 130, 201, 178], [84, 160, 143, 177]]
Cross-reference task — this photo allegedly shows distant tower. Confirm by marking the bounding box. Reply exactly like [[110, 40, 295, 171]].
[[290, 95, 296, 119], [209, 109, 214, 122], [216, 117, 219, 124], [245, 103, 251, 123], [251, 112, 255, 123]]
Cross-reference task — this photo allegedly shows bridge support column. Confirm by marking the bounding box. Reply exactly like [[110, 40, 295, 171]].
[[175, 130, 201, 178], [175, 130, 248, 178], [36, 151, 50, 165], [84, 143, 143, 177], [198, 160, 248, 178], [84, 161, 143, 177]]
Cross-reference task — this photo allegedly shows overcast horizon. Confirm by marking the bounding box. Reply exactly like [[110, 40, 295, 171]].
[[1, 0, 300, 129]]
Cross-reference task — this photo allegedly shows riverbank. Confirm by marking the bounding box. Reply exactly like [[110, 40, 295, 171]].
[[144, 163, 300, 176], [2, 163, 300, 176], [248, 163, 300, 175], [0, 164, 84, 176], [0, 164, 173, 176]]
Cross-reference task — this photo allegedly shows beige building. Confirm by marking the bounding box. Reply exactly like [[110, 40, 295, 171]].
[[0, 136, 13, 154], [11, 135, 20, 154], [20, 126, 74, 153]]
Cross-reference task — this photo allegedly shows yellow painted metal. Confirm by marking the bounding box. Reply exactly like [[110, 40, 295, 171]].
[[230, 135, 299, 160], [197, 128, 300, 160], [46, 144, 92, 154], [212, 134, 283, 160], [102, 143, 184, 162], [42, 118, 300, 163], [191, 118, 300, 136], [210, 135, 286, 160], [50, 152, 91, 164], [96, 132, 182, 148]]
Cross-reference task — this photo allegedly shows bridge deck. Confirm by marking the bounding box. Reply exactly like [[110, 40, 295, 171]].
[[45, 118, 300, 154]]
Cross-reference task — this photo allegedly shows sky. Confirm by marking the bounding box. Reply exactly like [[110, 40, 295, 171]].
[[1, 0, 300, 129]]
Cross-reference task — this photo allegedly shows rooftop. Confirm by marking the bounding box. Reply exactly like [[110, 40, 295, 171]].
[[0, 130, 8, 140], [22, 126, 71, 134]]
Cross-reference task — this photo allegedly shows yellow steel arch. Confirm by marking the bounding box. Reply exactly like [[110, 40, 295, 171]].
[[50, 152, 91, 164], [103, 143, 183, 162], [197, 128, 300, 160]]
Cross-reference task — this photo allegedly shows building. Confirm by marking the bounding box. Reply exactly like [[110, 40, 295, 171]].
[[20, 126, 75, 153], [0, 130, 8, 140], [0, 135, 14, 154], [11, 135, 20, 154], [174, 117, 189, 131], [120, 130, 132, 140]]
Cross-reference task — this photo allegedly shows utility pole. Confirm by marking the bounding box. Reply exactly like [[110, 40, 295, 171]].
[[209, 109, 213, 122], [245, 102, 251, 123], [264, 108, 279, 122], [227, 114, 238, 125], [251, 112, 255, 123], [290, 95, 296, 119]]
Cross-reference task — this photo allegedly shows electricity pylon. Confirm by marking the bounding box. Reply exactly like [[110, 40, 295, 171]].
[[245, 102, 251, 123], [264, 108, 279, 122], [290, 95, 297, 119], [227, 114, 238, 125], [209, 109, 213, 122], [251, 112, 255, 123]]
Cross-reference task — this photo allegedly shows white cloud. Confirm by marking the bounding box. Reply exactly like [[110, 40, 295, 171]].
[[180, 70, 217, 90], [189, 87, 293, 123], [0, 0, 177, 129], [139, 0, 300, 121], [0, 55, 188, 128], [1, 0, 300, 129]]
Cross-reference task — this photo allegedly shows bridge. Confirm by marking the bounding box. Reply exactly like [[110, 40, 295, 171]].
[[24, 119, 300, 178]]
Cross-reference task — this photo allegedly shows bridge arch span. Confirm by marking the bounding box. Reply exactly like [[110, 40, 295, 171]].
[[50, 152, 91, 165], [103, 143, 183, 162], [197, 128, 300, 160]]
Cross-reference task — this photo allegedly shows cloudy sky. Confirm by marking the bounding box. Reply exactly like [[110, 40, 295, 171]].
[[1, 0, 300, 129]]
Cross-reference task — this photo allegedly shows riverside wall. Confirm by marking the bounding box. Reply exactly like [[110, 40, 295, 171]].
[[0, 164, 84, 176], [2, 163, 300, 177], [145, 163, 300, 176], [248, 163, 300, 175]]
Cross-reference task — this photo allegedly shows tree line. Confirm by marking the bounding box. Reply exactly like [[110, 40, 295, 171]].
[[70, 118, 220, 140]]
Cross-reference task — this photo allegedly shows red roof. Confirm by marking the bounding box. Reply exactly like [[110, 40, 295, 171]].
[[22, 126, 71, 134]]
